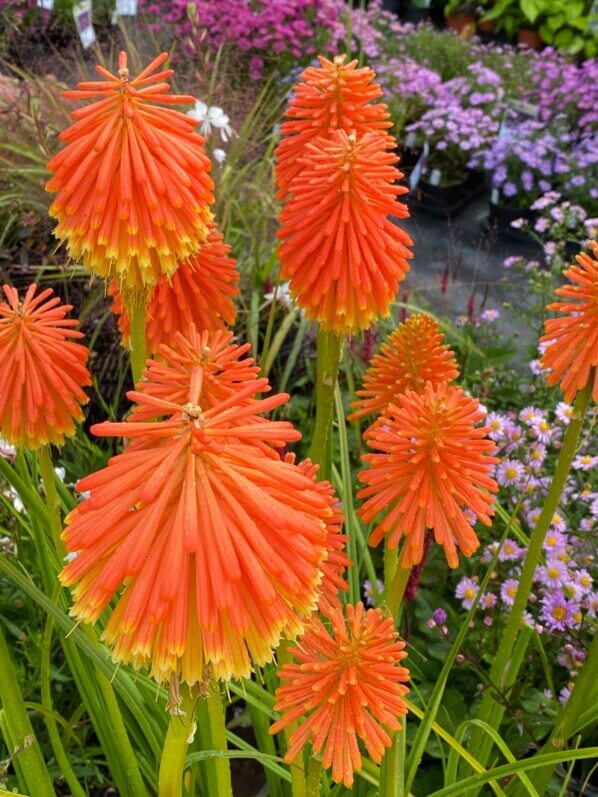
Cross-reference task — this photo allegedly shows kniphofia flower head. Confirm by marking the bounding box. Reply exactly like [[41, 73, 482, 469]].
[[358, 383, 499, 568], [110, 226, 239, 354], [540, 241, 598, 402], [60, 328, 329, 683], [276, 54, 394, 198], [349, 314, 459, 421], [287, 455, 350, 615], [270, 602, 409, 788], [0, 284, 91, 448], [277, 130, 412, 334], [46, 51, 214, 295]]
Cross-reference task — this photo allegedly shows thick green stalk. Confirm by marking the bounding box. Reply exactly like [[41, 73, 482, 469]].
[[520, 629, 598, 797], [469, 380, 592, 772], [306, 757, 322, 794], [158, 685, 197, 797], [0, 624, 55, 797], [309, 329, 343, 479], [37, 445, 64, 554], [205, 688, 233, 797], [128, 299, 148, 384]]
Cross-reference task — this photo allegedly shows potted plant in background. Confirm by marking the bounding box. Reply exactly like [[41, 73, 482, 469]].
[[480, 0, 525, 41], [406, 98, 497, 214], [402, 0, 432, 24], [444, 0, 477, 35]]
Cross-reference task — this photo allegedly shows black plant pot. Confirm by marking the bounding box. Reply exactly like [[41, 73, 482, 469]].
[[403, 5, 429, 24], [397, 146, 423, 176], [412, 170, 486, 217], [487, 201, 535, 241]]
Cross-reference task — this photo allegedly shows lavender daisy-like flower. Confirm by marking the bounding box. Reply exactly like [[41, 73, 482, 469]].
[[519, 407, 544, 425], [486, 412, 507, 442], [575, 569, 593, 596], [499, 538, 524, 562], [480, 308, 500, 323], [531, 417, 553, 444], [500, 578, 519, 606], [527, 443, 547, 471], [497, 459, 525, 487], [543, 529, 568, 554], [555, 402, 574, 425], [550, 512, 567, 533], [573, 454, 598, 471], [583, 591, 598, 618], [540, 592, 576, 631], [480, 592, 497, 610], [536, 559, 569, 588], [456, 577, 479, 610]]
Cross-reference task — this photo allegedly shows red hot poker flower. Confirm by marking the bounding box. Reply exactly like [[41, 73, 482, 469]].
[[540, 241, 598, 402], [270, 602, 409, 788], [276, 54, 393, 198], [278, 130, 412, 333], [46, 51, 214, 292], [0, 284, 90, 448], [60, 328, 329, 683], [349, 314, 459, 422], [358, 383, 499, 568]]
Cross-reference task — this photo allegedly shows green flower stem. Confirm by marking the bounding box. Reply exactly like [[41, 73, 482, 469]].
[[37, 444, 64, 554], [128, 299, 148, 384], [469, 379, 592, 774], [158, 685, 197, 797], [205, 688, 233, 797], [520, 628, 598, 797], [0, 623, 55, 797], [309, 329, 343, 480], [306, 757, 322, 794], [381, 722, 406, 797], [277, 641, 308, 797]]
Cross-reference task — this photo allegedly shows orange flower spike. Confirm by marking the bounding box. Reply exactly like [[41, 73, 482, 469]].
[[276, 54, 394, 198], [349, 314, 459, 421], [60, 329, 330, 683], [110, 227, 239, 354], [278, 130, 412, 334], [358, 383, 499, 568], [0, 284, 91, 448], [270, 602, 409, 788], [46, 51, 214, 293], [540, 241, 598, 402], [287, 455, 350, 615]]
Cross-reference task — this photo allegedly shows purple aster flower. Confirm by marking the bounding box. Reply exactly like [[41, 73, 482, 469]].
[[555, 402, 574, 424], [550, 512, 567, 533], [527, 444, 547, 471], [559, 685, 572, 705], [500, 579, 519, 606], [497, 459, 525, 487], [499, 539, 524, 562], [583, 591, 598, 618], [480, 308, 500, 323], [536, 559, 569, 588], [519, 407, 544, 426], [456, 577, 479, 609], [480, 592, 497, 610], [540, 592, 577, 631], [531, 417, 553, 444], [486, 412, 507, 442], [573, 454, 598, 471], [432, 607, 447, 625]]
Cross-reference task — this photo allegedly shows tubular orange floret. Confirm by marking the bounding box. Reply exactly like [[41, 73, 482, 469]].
[[59, 327, 330, 683], [357, 382, 499, 569], [287, 455, 350, 615], [0, 284, 91, 449], [110, 226, 239, 353], [540, 241, 598, 402], [270, 602, 409, 788], [349, 314, 459, 422], [275, 54, 394, 198], [277, 130, 412, 333], [46, 50, 214, 293]]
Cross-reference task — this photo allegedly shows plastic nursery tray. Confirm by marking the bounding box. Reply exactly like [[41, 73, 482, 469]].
[[410, 170, 486, 218]]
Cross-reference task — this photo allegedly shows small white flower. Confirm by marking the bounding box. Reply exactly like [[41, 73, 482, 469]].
[[188, 101, 235, 142], [54, 467, 66, 482], [213, 148, 227, 165], [0, 437, 15, 459]]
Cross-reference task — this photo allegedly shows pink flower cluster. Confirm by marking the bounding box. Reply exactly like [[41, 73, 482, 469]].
[[139, 0, 346, 79]]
